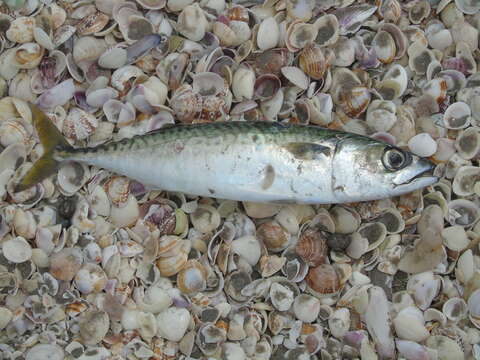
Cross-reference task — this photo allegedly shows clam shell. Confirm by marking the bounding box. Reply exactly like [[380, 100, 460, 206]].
[[257, 17, 279, 51], [281, 66, 309, 90], [443, 101, 471, 129], [298, 46, 326, 81]]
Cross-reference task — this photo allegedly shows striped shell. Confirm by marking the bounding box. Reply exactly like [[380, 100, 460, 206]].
[[299, 46, 327, 80], [295, 228, 328, 266]]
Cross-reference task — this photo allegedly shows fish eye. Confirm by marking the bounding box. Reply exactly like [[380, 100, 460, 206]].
[[382, 148, 410, 171]]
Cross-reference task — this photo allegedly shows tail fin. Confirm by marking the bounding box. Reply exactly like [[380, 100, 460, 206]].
[[16, 104, 73, 192]]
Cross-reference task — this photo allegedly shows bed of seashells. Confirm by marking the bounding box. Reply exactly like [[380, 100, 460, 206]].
[[1, 0, 480, 359]]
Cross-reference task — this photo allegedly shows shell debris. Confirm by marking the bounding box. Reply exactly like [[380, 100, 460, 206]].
[[0, 0, 479, 359]]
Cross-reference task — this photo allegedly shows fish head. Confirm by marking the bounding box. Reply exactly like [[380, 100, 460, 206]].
[[332, 135, 438, 202]]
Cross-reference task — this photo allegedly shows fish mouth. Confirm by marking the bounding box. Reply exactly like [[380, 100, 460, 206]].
[[393, 158, 438, 187]]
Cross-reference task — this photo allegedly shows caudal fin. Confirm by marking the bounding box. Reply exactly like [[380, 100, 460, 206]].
[[16, 104, 73, 192]]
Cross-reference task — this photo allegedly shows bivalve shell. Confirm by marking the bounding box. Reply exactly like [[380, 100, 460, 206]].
[[25, 344, 64, 360]]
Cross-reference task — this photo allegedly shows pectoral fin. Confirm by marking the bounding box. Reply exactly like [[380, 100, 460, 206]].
[[283, 142, 331, 160]]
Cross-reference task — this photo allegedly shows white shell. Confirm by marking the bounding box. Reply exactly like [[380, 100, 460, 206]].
[[231, 235, 261, 266], [408, 133, 437, 157], [2, 236, 32, 263], [293, 294, 320, 323], [156, 307, 191, 341], [270, 282, 294, 311], [442, 297, 467, 322], [441, 226, 470, 251], [25, 344, 64, 360], [328, 308, 350, 339], [281, 66, 309, 90], [257, 17, 279, 51], [393, 306, 429, 341], [443, 102, 471, 129]]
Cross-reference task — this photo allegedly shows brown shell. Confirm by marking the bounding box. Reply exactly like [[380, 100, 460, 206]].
[[177, 259, 207, 294], [305, 264, 340, 295], [299, 46, 327, 80], [227, 5, 249, 23], [156, 250, 188, 277], [340, 85, 371, 118], [77, 12, 110, 35], [157, 235, 184, 257], [296, 228, 328, 266], [256, 220, 290, 253], [252, 48, 294, 76]]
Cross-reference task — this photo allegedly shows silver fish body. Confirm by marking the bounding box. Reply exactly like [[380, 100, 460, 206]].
[[58, 122, 437, 204]]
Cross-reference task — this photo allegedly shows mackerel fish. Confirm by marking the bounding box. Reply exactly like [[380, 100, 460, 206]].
[[18, 104, 438, 204]]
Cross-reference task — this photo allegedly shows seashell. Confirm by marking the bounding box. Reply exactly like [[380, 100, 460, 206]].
[[137, 0, 166, 9], [79, 310, 110, 345], [330, 205, 360, 234], [468, 289, 480, 328], [334, 4, 377, 35], [376, 208, 405, 234], [231, 235, 261, 266], [191, 204, 221, 233], [25, 344, 64, 360], [192, 72, 225, 97], [340, 85, 371, 118], [50, 248, 83, 281], [177, 3, 208, 42], [372, 30, 396, 64], [408, 133, 438, 157], [393, 306, 429, 342], [12, 43, 44, 70], [98, 47, 128, 69], [286, 21, 318, 53], [73, 36, 108, 71], [455, 127, 480, 160], [443, 101, 471, 129], [281, 66, 309, 90], [63, 107, 98, 141], [2, 236, 32, 263], [305, 264, 341, 296], [110, 194, 140, 227], [358, 222, 387, 252], [409, 0, 431, 24], [452, 166, 480, 196], [298, 46, 326, 81], [426, 23, 453, 51], [156, 248, 189, 277], [270, 282, 294, 311], [329, 308, 350, 339], [366, 100, 396, 132], [396, 340, 430, 360], [74, 263, 107, 294], [426, 336, 464, 359], [227, 5, 249, 23], [295, 228, 328, 267], [34, 28, 54, 51], [213, 22, 237, 47], [253, 74, 281, 101], [257, 17, 279, 51], [293, 294, 320, 323], [0, 119, 30, 148], [447, 199, 480, 227], [232, 65, 255, 101], [287, 0, 314, 21], [36, 79, 75, 111], [177, 259, 207, 294], [77, 12, 110, 36], [407, 271, 441, 310], [257, 220, 290, 253], [442, 297, 467, 322], [6, 16, 35, 43], [313, 14, 339, 47], [408, 42, 436, 75]]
